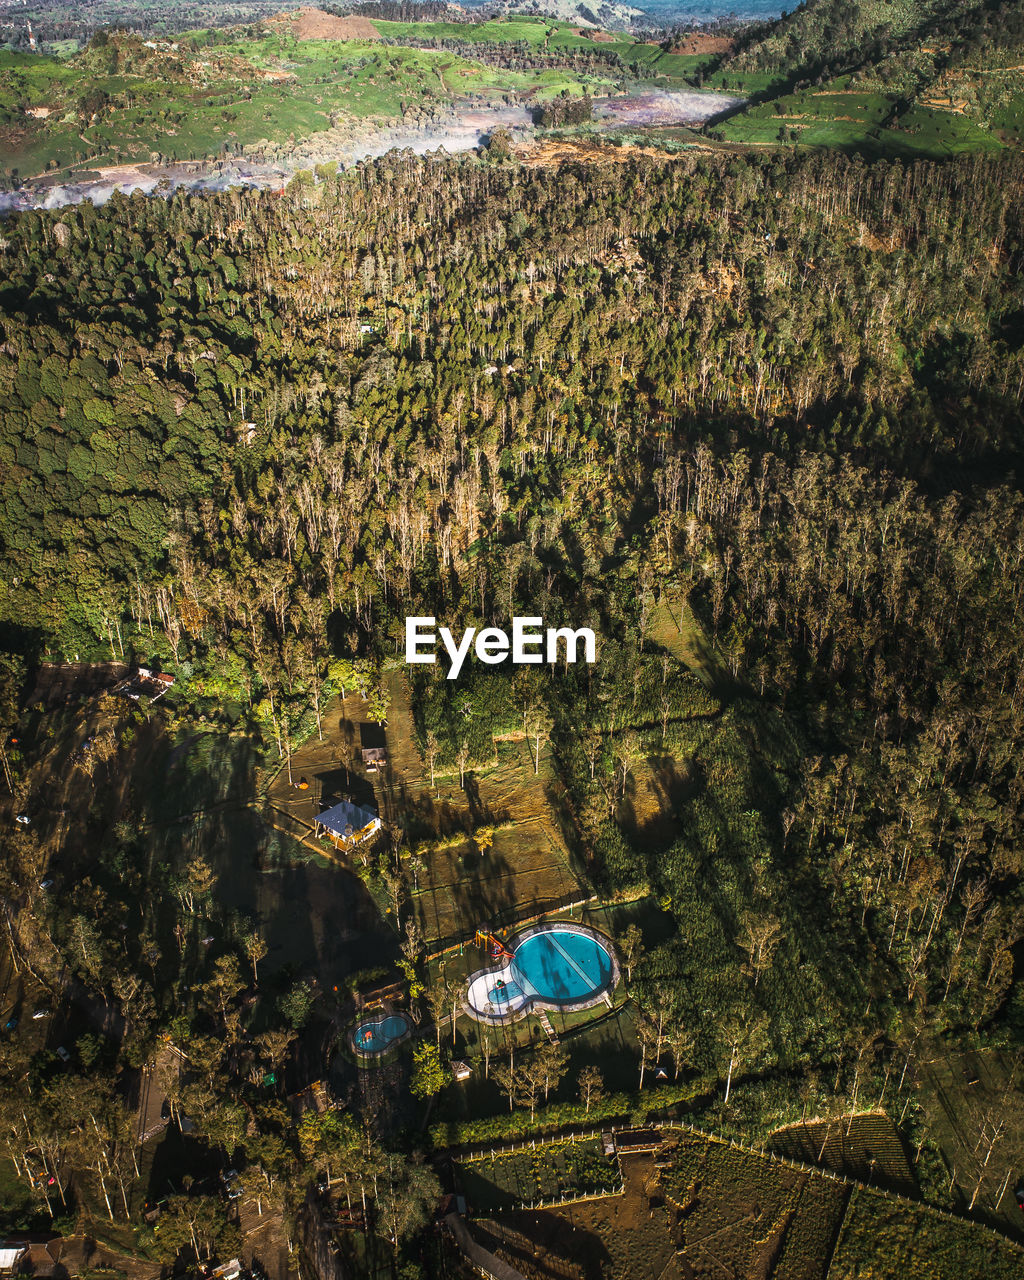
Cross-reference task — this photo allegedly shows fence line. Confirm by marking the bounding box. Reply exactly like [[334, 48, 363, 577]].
[[512, 1183, 625, 1213], [426, 895, 598, 962], [455, 1119, 1023, 1249]]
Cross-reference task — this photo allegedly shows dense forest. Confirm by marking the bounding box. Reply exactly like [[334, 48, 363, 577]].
[[1, 143, 1024, 1268], [729, 0, 1024, 91]]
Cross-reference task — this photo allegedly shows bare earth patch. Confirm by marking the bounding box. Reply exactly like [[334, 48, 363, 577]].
[[515, 138, 676, 166], [670, 35, 735, 55], [270, 6, 380, 40]]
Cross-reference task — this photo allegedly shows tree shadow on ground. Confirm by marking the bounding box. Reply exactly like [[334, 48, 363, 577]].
[[313, 765, 375, 814]]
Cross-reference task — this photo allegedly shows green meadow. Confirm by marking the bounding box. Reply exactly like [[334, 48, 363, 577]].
[[0, 29, 621, 178], [717, 83, 1006, 158]]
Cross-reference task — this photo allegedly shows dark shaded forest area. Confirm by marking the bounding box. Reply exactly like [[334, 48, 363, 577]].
[[0, 147, 1023, 1266]]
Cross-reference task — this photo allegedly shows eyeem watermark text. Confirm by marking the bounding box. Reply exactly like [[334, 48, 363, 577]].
[[405, 617, 597, 680]]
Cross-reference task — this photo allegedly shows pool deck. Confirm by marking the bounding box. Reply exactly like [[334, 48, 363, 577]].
[[461, 921, 619, 1025]]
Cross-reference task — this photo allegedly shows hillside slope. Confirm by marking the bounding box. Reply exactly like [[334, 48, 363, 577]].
[[714, 0, 1024, 155], [731, 0, 979, 81]]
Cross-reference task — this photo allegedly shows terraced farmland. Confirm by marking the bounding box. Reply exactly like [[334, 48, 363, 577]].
[[769, 1112, 916, 1197]]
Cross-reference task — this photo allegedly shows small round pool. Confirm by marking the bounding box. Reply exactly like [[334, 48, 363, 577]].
[[464, 924, 618, 1022], [350, 1011, 412, 1057]]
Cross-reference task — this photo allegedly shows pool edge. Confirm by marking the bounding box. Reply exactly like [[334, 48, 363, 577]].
[[461, 921, 620, 1025]]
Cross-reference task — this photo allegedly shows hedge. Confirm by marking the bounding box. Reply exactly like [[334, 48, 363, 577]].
[[429, 1080, 702, 1148]]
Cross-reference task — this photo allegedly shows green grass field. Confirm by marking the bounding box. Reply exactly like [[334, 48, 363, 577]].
[[717, 88, 1005, 158], [0, 27, 621, 178], [375, 16, 590, 48], [703, 69, 790, 95]]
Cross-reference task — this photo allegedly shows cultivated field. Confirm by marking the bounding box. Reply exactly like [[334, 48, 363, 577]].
[[464, 1130, 848, 1280], [458, 1124, 1024, 1279], [769, 1111, 916, 1197], [828, 1185, 1024, 1279], [457, 1138, 620, 1213]]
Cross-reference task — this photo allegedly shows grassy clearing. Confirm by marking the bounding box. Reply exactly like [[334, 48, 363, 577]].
[[647, 595, 720, 682], [384, 671, 586, 950], [703, 69, 790, 95], [375, 17, 593, 49], [886, 104, 1004, 156], [916, 1047, 1024, 1237]]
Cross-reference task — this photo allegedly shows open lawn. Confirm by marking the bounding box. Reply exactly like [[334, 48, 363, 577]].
[[382, 672, 586, 950]]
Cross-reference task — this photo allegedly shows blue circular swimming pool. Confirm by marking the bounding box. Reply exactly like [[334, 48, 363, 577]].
[[511, 928, 615, 1003], [352, 1013, 410, 1054], [465, 924, 618, 1020]]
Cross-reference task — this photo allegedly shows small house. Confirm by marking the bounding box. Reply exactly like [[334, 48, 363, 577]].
[[206, 1261, 243, 1280], [0, 1245, 27, 1275], [451, 1060, 472, 1082], [359, 722, 388, 773], [114, 667, 175, 703], [314, 800, 381, 849]]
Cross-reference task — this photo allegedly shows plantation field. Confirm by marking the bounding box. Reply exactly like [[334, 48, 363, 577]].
[[827, 1186, 1024, 1279], [463, 1126, 1023, 1280], [469, 1149, 679, 1280], [467, 1131, 849, 1280], [769, 1112, 916, 1196], [457, 1139, 619, 1212], [664, 1131, 849, 1280]]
